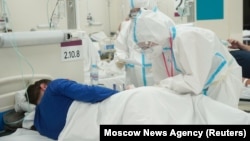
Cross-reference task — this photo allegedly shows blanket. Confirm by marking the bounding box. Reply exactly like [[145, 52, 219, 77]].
[[58, 86, 250, 141]]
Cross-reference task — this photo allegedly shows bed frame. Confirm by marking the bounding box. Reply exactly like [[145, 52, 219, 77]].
[[0, 74, 53, 112]]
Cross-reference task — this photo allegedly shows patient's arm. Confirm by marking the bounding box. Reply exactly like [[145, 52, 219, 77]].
[[227, 38, 250, 51], [48, 79, 119, 103]]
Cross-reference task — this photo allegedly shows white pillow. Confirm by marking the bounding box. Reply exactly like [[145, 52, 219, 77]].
[[14, 89, 36, 112], [22, 110, 35, 129]]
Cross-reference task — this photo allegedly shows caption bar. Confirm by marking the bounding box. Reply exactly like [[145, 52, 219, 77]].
[[100, 125, 250, 140]]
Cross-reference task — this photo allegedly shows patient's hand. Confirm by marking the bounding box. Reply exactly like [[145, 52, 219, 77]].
[[227, 38, 250, 51]]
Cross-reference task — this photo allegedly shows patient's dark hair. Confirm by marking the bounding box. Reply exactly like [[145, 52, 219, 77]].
[[26, 79, 51, 105]]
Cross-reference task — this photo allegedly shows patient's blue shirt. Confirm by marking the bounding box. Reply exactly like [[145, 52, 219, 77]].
[[34, 79, 118, 140]]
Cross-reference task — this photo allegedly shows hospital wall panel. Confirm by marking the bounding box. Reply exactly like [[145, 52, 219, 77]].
[[1, 0, 243, 40], [1, 0, 112, 36], [0, 44, 85, 83]]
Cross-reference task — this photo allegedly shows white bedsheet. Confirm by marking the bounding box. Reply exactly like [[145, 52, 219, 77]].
[[58, 86, 250, 141], [241, 87, 250, 100]]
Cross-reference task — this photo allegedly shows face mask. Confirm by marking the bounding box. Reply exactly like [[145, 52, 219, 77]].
[[150, 45, 162, 58], [142, 45, 163, 59], [129, 8, 140, 19]]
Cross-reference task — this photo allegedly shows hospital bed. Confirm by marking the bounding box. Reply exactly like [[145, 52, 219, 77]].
[[0, 74, 250, 141], [0, 74, 54, 141], [239, 86, 250, 112]]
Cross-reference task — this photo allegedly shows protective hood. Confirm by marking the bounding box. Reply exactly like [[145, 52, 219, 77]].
[[132, 8, 173, 48], [129, 0, 158, 10]]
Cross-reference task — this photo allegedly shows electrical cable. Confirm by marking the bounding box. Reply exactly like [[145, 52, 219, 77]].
[[49, 0, 60, 29]]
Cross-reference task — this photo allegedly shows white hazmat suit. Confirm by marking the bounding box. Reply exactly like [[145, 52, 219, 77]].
[[115, 0, 175, 87], [132, 9, 242, 108]]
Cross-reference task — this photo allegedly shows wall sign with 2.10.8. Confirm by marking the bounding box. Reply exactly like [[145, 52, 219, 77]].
[[64, 50, 80, 59]]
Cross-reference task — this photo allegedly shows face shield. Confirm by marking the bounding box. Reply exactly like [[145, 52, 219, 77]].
[[128, 0, 158, 20], [132, 8, 172, 57]]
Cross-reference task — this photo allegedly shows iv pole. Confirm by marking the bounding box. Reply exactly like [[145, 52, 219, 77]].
[[107, 0, 111, 36]]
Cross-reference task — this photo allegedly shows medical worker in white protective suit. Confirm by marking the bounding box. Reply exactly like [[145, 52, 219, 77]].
[[115, 0, 175, 87], [132, 8, 242, 108]]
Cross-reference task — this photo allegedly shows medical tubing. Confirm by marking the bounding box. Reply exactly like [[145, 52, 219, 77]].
[[13, 45, 35, 105], [1, 1, 35, 111], [2, 0, 12, 31], [10, 34, 35, 112], [49, 0, 60, 29], [7, 33, 35, 77]]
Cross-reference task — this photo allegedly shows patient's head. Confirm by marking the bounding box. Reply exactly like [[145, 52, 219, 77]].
[[26, 79, 51, 105]]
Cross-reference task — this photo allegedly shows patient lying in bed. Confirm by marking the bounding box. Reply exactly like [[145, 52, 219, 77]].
[[1, 77, 249, 141], [25, 78, 119, 140]]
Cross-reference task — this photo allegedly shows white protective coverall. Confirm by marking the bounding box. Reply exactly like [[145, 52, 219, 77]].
[[132, 9, 242, 108], [115, 0, 175, 87]]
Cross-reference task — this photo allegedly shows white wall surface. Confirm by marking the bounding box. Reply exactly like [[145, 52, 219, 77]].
[[0, 43, 85, 83], [0, 0, 243, 84], [0, 0, 111, 83], [0, 0, 243, 38]]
